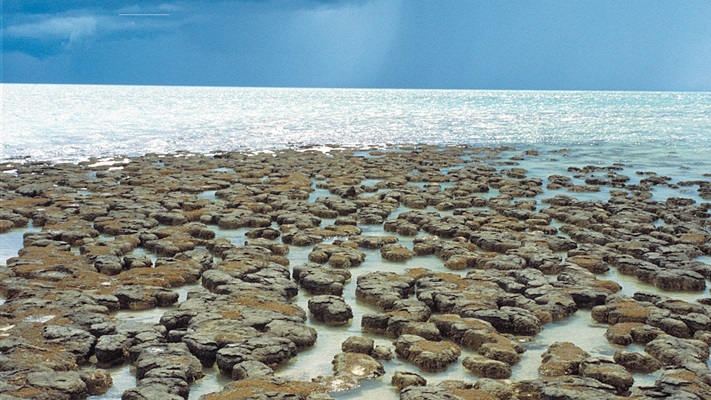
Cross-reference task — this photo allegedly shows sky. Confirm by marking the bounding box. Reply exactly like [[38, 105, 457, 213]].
[[2, 0, 711, 91]]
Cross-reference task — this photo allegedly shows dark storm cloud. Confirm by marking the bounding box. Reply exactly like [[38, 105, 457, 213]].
[[3, 0, 710, 90]]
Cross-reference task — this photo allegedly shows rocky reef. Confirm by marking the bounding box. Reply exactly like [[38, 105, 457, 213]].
[[1, 145, 710, 399]]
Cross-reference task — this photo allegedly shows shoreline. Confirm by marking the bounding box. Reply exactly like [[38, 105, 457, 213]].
[[1, 145, 710, 399]]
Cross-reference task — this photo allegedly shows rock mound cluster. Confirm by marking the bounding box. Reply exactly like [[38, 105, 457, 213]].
[[0, 145, 710, 399]]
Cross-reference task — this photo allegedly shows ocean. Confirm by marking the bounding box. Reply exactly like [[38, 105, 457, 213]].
[[3, 84, 711, 172]]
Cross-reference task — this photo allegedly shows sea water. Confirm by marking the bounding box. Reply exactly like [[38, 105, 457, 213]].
[[2, 84, 711, 398], [2, 84, 711, 170]]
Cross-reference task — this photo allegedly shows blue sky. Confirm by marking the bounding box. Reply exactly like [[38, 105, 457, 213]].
[[2, 0, 711, 90]]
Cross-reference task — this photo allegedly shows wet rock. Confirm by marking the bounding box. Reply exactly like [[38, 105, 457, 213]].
[[643, 368, 711, 400], [383, 219, 420, 236], [462, 356, 512, 379], [514, 376, 618, 400], [399, 385, 462, 400], [654, 269, 706, 291], [355, 271, 415, 307], [94, 254, 125, 275], [471, 231, 522, 253], [579, 357, 634, 395], [135, 343, 203, 384], [264, 319, 317, 349], [567, 254, 609, 274], [645, 334, 710, 373], [308, 243, 366, 268], [292, 262, 350, 296], [628, 323, 665, 344], [245, 238, 289, 256], [604, 322, 644, 346], [391, 371, 427, 392], [349, 235, 399, 249], [431, 314, 524, 365], [0, 219, 15, 233], [400, 380, 505, 400], [371, 345, 393, 361], [42, 325, 97, 364], [200, 377, 329, 400], [308, 295, 353, 326], [143, 236, 197, 258], [693, 329, 711, 345], [6, 147, 711, 400], [245, 227, 281, 240], [275, 211, 322, 229], [123, 254, 153, 269], [211, 261, 298, 300], [159, 309, 198, 331], [216, 337, 298, 374], [153, 211, 188, 226], [539, 341, 591, 377], [400, 322, 442, 341], [217, 210, 271, 229], [613, 350, 662, 373], [469, 306, 541, 336], [80, 369, 113, 395], [647, 313, 691, 338], [380, 243, 415, 262], [122, 381, 186, 400], [231, 360, 274, 380], [113, 285, 179, 310], [394, 334, 461, 372], [362, 298, 432, 338], [591, 296, 657, 324], [341, 336, 374, 354], [95, 333, 131, 366], [25, 371, 87, 399]]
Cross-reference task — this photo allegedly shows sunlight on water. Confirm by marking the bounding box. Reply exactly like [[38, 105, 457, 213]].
[[0, 225, 40, 266], [3, 85, 711, 166]]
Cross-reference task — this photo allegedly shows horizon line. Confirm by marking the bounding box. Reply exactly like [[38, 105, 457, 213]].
[[1, 82, 710, 95]]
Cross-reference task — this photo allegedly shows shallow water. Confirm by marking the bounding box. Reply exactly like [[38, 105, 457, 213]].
[[88, 364, 136, 400], [0, 224, 40, 267]]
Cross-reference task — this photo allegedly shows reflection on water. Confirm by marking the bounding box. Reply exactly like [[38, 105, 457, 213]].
[[0, 224, 40, 266]]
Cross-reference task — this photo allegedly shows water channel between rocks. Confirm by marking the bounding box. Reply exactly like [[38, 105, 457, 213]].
[[1, 146, 710, 399]]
